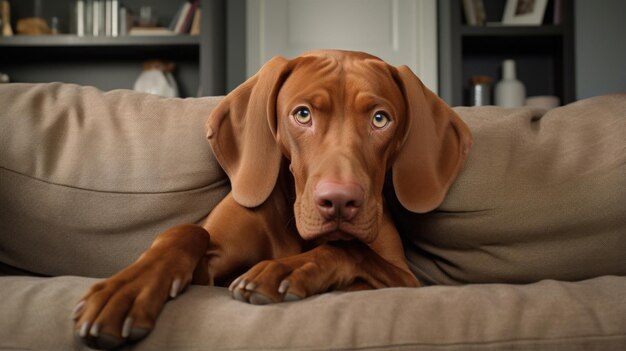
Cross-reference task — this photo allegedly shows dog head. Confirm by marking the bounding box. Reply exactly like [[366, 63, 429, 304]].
[[207, 50, 472, 243]]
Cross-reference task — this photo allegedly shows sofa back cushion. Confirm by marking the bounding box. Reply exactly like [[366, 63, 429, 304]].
[[0, 83, 229, 277], [391, 95, 626, 285], [2, 83, 624, 285]]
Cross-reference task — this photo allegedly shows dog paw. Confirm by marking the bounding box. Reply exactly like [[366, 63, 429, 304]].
[[73, 259, 192, 349], [72, 224, 209, 349], [228, 248, 342, 305]]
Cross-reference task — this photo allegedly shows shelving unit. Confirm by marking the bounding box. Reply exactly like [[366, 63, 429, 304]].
[[438, 0, 575, 106], [0, 0, 225, 97], [0, 34, 200, 46]]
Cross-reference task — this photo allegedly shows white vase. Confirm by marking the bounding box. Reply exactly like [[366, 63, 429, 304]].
[[133, 61, 179, 98], [495, 59, 526, 107]]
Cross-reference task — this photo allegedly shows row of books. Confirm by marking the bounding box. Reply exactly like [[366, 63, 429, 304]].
[[169, 0, 201, 34], [130, 0, 201, 36], [72, 0, 200, 37]]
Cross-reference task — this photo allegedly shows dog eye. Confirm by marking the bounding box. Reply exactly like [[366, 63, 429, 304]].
[[372, 111, 389, 129], [293, 107, 312, 125]]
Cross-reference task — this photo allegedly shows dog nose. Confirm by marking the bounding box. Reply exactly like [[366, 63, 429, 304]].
[[314, 181, 364, 221]]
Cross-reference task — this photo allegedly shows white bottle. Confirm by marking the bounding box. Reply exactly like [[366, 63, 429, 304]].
[[495, 59, 526, 107]]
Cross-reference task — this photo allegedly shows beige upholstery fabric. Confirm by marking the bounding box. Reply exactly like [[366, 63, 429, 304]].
[[1, 83, 625, 350], [0, 83, 230, 277], [1, 275, 625, 351], [391, 95, 626, 285]]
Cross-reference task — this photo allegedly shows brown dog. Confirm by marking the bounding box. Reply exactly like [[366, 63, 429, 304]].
[[73, 50, 472, 349]]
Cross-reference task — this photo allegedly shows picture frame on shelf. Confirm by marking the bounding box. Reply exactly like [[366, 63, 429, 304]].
[[502, 0, 548, 25]]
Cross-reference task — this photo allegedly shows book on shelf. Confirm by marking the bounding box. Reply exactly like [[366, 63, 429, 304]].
[[71, 0, 201, 37], [170, 0, 201, 35], [75, 0, 85, 36], [190, 9, 201, 35], [88, 0, 122, 36], [462, 0, 486, 26]]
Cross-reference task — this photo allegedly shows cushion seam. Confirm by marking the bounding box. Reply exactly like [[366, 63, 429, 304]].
[[137, 333, 626, 351], [220, 333, 626, 351], [0, 166, 229, 195]]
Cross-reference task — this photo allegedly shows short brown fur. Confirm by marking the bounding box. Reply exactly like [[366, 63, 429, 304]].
[[74, 50, 472, 349]]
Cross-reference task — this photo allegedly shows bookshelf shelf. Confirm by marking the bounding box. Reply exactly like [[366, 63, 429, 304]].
[[0, 34, 200, 47], [459, 25, 564, 37], [0, 0, 225, 97]]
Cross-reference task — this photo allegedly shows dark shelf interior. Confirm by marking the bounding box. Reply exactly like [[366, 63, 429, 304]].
[[438, 0, 575, 106], [461, 35, 564, 104], [460, 25, 564, 37]]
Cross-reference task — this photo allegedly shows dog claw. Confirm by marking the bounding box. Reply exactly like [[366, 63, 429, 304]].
[[72, 300, 85, 319], [233, 288, 246, 302], [284, 293, 301, 302], [89, 323, 100, 337], [93, 333, 125, 350], [120, 317, 150, 341], [75, 332, 125, 350], [122, 317, 133, 338], [170, 278, 181, 298], [278, 280, 290, 294], [128, 327, 151, 342], [78, 321, 91, 338], [249, 293, 272, 305], [228, 277, 242, 291]]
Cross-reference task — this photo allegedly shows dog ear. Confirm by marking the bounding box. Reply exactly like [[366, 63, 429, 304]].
[[392, 65, 472, 213], [206, 56, 290, 208]]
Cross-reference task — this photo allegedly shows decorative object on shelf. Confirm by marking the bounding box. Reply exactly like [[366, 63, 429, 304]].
[[502, 0, 548, 25], [495, 59, 526, 108], [1, 0, 13, 36], [462, 0, 486, 26], [17, 17, 52, 35], [469, 75, 493, 106], [526, 95, 560, 110], [439, 0, 575, 106], [133, 60, 179, 98], [0, 72, 9, 83], [50, 16, 59, 34], [138, 6, 157, 27]]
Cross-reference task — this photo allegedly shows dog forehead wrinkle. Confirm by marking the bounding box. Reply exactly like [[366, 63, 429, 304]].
[[353, 92, 395, 115], [279, 75, 336, 113]]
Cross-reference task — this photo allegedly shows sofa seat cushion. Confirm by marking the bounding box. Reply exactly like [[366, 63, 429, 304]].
[[0, 275, 624, 350], [392, 95, 626, 285], [0, 83, 230, 277]]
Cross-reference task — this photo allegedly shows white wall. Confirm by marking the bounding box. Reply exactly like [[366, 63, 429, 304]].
[[575, 0, 626, 99], [244, 0, 438, 92]]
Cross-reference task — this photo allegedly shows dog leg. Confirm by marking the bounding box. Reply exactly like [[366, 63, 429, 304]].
[[73, 224, 209, 350], [230, 240, 419, 304]]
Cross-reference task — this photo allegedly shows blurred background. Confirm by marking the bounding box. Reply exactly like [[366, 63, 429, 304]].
[[0, 0, 624, 106]]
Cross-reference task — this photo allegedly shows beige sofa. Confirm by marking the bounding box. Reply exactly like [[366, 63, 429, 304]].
[[1, 83, 624, 350]]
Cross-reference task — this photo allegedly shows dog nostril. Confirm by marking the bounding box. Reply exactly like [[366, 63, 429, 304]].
[[320, 200, 333, 208]]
